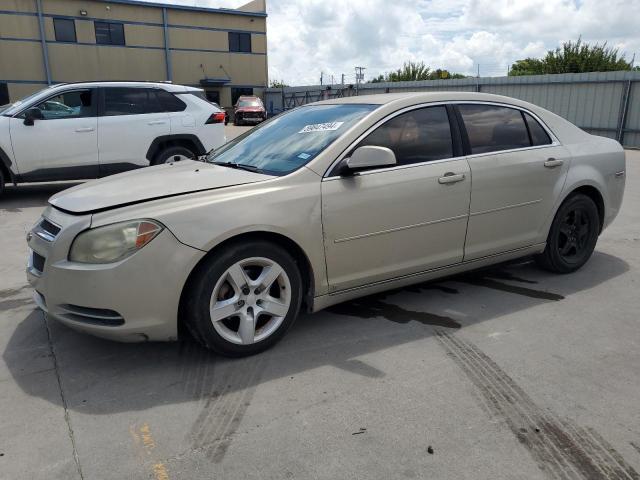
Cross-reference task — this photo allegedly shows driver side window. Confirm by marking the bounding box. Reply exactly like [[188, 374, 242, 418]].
[[31, 90, 95, 120], [356, 106, 454, 166]]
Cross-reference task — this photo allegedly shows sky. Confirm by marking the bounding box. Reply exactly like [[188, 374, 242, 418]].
[[150, 0, 640, 85]]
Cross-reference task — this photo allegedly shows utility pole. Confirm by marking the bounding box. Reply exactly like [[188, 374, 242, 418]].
[[476, 63, 480, 92], [355, 66, 366, 95], [341, 73, 345, 86], [320, 71, 323, 86]]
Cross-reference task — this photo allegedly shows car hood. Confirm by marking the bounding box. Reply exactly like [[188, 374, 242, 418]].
[[49, 160, 274, 214]]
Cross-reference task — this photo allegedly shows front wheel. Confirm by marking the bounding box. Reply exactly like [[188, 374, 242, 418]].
[[535, 193, 600, 273], [183, 241, 303, 356], [153, 146, 195, 165]]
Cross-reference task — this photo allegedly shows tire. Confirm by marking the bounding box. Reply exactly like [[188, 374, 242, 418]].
[[0, 168, 5, 196], [535, 193, 600, 273], [153, 146, 196, 165], [183, 241, 303, 357]]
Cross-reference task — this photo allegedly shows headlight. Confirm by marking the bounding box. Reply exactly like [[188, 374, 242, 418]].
[[69, 220, 163, 264]]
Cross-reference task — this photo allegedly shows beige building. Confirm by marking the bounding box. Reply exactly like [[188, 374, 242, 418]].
[[0, 0, 268, 108]]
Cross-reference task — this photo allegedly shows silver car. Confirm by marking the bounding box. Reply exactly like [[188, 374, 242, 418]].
[[26, 92, 626, 356]]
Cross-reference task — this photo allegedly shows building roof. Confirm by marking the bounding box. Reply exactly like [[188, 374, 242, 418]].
[[95, 0, 267, 17]]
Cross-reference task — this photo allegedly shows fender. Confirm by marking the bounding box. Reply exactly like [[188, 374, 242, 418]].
[[145, 134, 207, 162]]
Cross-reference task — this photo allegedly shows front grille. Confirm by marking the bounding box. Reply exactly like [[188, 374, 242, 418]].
[[32, 251, 45, 273], [58, 304, 125, 326], [243, 112, 262, 118]]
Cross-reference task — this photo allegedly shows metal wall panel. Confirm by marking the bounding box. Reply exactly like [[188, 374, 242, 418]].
[[265, 71, 640, 147]]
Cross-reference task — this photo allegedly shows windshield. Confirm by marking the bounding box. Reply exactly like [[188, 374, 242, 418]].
[[207, 103, 378, 175], [237, 99, 262, 108]]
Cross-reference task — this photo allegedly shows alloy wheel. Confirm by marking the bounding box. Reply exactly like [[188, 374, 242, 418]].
[[209, 257, 292, 345], [557, 207, 591, 260]]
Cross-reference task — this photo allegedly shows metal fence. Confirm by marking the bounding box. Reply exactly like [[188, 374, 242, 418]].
[[264, 71, 640, 148]]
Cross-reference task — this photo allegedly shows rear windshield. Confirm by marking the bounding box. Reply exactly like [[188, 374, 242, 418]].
[[207, 104, 378, 175]]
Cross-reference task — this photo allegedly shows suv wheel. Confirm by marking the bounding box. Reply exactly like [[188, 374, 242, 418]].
[[153, 146, 196, 165], [535, 193, 600, 273], [183, 241, 303, 357]]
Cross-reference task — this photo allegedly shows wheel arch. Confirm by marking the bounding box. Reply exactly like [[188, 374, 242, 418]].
[[555, 182, 605, 234], [146, 134, 206, 163], [177, 230, 316, 339]]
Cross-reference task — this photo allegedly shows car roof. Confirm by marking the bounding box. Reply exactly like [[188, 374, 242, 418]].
[[51, 81, 201, 93], [311, 91, 537, 109]]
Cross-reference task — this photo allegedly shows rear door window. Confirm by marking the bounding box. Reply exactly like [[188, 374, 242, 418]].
[[103, 88, 167, 116], [357, 106, 454, 165], [523, 112, 552, 146], [458, 104, 531, 154]]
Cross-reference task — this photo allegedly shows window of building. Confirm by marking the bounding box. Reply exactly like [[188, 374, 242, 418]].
[[53, 18, 77, 42], [0, 83, 9, 106], [231, 88, 253, 106], [33, 90, 95, 120], [458, 104, 531, 154], [356, 106, 454, 165], [523, 112, 552, 146], [95, 21, 125, 45], [229, 32, 251, 53]]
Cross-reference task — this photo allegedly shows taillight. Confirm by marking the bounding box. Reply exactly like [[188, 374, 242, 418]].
[[205, 112, 226, 124]]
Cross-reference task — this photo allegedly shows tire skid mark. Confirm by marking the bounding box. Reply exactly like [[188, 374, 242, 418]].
[[438, 332, 578, 479], [187, 357, 264, 463], [436, 331, 639, 480]]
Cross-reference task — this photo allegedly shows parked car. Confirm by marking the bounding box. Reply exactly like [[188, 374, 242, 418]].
[[27, 92, 625, 356], [0, 81, 226, 194], [233, 95, 267, 126]]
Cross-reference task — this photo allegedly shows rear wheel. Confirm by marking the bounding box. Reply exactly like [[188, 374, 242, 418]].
[[184, 241, 303, 356], [153, 146, 196, 165], [535, 193, 600, 273]]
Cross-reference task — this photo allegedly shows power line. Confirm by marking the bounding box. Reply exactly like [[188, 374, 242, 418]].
[[355, 66, 366, 95]]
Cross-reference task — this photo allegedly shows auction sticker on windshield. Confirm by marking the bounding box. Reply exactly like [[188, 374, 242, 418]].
[[298, 122, 344, 133]]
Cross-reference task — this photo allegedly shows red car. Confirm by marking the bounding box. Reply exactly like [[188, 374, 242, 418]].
[[234, 96, 267, 126]]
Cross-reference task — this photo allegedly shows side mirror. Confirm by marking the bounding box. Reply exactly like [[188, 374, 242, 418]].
[[342, 146, 397, 175], [23, 108, 43, 126]]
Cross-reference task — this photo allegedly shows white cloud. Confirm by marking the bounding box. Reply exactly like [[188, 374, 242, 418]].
[[147, 0, 640, 84]]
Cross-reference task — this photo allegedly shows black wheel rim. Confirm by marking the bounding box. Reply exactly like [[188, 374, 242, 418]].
[[557, 207, 591, 261]]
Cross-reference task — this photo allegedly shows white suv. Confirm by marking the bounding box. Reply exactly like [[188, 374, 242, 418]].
[[0, 81, 226, 194]]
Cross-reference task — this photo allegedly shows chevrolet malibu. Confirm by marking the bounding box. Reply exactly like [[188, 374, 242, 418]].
[[26, 92, 626, 356]]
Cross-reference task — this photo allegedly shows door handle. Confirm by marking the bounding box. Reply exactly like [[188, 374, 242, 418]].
[[544, 158, 564, 168], [75, 127, 95, 133], [147, 120, 167, 126], [438, 172, 466, 184]]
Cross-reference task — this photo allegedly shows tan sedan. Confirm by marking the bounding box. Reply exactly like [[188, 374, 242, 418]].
[[26, 92, 626, 356]]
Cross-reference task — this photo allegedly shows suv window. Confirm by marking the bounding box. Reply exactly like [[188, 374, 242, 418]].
[[459, 104, 530, 154], [523, 112, 552, 146], [103, 88, 175, 116], [356, 106, 453, 165], [155, 89, 186, 112], [31, 90, 94, 120]]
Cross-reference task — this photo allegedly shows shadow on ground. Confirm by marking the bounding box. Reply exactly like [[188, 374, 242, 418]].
[[0, 182, 81, 210], [2, 250, 628, 419]]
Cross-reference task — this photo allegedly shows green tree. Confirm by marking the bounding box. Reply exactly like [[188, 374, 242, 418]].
[[269, 79, 288, 88], [509, 38, 633, 76], [369, 61, 467, 83]]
